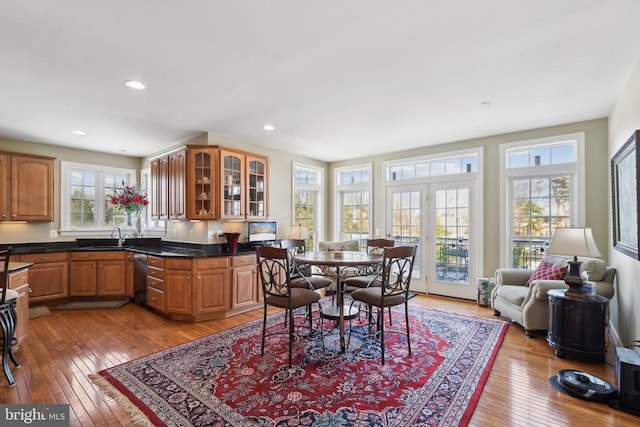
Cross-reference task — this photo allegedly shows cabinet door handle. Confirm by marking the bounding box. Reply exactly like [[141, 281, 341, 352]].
[[28, 288, 32, 294]]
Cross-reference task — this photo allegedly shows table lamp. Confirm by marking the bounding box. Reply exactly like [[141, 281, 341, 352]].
[[288, 224, 310, 240], [546, 227, 601, 297]]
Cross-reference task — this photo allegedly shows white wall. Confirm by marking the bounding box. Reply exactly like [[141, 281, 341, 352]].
[[609, 58, 640, 346]]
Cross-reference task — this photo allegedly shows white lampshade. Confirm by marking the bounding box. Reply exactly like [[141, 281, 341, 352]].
[[288, 224, 310, 240], [546, 227, 601, 258]]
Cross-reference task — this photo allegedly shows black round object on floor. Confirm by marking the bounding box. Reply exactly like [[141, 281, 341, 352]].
[[555, 369, 616, 402]]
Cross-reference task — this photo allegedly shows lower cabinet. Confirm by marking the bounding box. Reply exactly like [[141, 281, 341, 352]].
[[69, 251, 126, 297], [9, 268, 30, 346], [147, 255, 165, 312], [195, 257, 230, 317], [231, 254, 260, 311], [17, 252, 68, 304], [125, 252, 134, 297], [165, 258, 192, 316]]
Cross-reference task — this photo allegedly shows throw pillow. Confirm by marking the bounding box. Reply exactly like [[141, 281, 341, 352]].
[[525, 260, 568, 287]]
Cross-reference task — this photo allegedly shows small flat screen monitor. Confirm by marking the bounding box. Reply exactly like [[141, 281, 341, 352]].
[[248, 221, 277, 243]]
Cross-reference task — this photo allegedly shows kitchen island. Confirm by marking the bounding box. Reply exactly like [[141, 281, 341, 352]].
[[4, 239, 262, 321]]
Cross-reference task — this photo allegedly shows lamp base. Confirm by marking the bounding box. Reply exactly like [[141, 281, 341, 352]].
[[564, 258, 584, 298]]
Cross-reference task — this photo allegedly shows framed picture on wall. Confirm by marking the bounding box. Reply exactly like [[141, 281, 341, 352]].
[[611, 129, 639, 259]]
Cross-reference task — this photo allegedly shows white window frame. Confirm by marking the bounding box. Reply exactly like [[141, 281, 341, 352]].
[[60, 161, 136, 236], [499, 132, 586, 267], [292, 162, 324, 245], [334, 163, 373, 242]]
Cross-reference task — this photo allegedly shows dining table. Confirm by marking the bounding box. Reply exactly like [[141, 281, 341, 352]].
[[292, 250, 383, 353]]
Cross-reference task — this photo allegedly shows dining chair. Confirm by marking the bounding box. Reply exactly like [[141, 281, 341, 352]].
[[256, 246, 323, 367], [0, 248, 21, 385], [279, 239, 332, 291], [349, 245, 416, 365], [343, 238, 395, 324]]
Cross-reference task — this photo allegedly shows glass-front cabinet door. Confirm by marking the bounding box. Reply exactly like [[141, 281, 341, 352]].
[[220, 149, 245, 220], [246, 155, 268, 220], [188, 147, 216, 219]]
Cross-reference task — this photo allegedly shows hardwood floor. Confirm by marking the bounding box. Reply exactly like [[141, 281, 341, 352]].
[[2, 295, 635, 426]]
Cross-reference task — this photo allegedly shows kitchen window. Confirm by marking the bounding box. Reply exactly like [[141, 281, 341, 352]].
[[60, 161, 136, 234]]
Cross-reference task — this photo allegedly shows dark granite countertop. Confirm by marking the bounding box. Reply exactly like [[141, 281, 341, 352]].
[[0, 238, 257, 258]]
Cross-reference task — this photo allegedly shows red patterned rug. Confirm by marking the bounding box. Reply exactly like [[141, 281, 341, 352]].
[[91, 305, 507, 426]]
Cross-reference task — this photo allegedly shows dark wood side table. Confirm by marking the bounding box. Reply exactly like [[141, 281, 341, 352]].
[[547, 289, 608, 362]]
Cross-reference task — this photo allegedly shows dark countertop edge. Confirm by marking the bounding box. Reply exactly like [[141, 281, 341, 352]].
[[0, 241, 257, 258]]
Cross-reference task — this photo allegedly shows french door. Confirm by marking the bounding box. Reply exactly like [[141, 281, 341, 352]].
[[386, 180, 477, 299]]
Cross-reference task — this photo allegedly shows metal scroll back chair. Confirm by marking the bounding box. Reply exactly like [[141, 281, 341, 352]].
[[0, 248, 21, 385], [350, 245, 416, 365], [279, 239, 332, 291], [256, 246, 322, 367], [343, 239, 395, 323]]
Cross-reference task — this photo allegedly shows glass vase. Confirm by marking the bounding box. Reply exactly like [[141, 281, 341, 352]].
[[125, 210, 144, 238]]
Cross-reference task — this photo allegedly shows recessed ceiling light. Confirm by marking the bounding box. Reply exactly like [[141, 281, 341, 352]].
[[263, 124, 275, 131], [125, 80, 146, 90], [71, 130, 86, 135]]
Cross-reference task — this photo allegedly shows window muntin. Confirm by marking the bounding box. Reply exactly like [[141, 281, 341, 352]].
[[292, 163, 323, 250], [387, 153, 477, 181], [501, 133, 583, 269], [335, 164, 371, 242], [61, 161, 136, 232]]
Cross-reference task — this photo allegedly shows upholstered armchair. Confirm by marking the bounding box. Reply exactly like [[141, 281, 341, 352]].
[[491, 256, 616, 337]]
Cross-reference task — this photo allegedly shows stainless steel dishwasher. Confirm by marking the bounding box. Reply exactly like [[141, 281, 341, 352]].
[[133, 253, 148, 305]]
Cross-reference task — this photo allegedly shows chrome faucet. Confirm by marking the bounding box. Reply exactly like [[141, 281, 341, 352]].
[[111, 226, 123, 246]]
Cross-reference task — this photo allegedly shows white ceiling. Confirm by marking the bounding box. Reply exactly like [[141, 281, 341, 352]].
[[1, 1, 640, 162]]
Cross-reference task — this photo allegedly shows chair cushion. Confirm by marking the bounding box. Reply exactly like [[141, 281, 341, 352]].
[[0, 289, 19, 302], [343, 276, 382, 288], [351, 287, 406, 307], [495, 284, 529, 306], [525, 260, 567, 287], [265, 288, 321, 309], [290, 276, 333, 290]]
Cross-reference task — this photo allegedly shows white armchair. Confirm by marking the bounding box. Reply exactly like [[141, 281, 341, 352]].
[[491, 258, 616, 337]]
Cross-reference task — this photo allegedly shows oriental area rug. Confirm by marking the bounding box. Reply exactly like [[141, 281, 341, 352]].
[[90, 305, 508, 427]]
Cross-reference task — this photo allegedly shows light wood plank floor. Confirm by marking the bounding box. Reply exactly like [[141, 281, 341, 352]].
[[1, 295, 635, 426]]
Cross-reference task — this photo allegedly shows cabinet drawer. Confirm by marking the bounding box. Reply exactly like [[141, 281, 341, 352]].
[[9, 269, 29, 289], [147, 255, 164, 268], [147, 286, 165, 311], [147, 265, 164, 279], [19, 252, 68, 263], [70, 251, 125, 261], [197, 257, 229, 269], [231, 254, 256, 268], [148, 275, 165, 290], [165, 258, 192, 270]]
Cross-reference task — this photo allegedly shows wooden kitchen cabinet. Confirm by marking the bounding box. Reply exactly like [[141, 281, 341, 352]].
[[125, 252, 134, 297], [230, 254, 260, 311], [150, 155, 169, 220], [165, 258, 192, 316], [17, 252, 68, 304], [195, 257, 229, 317], [151, 148, 187, 220], [219, 149, 269, 220], [187, 146, 217, 219], [9, 267, 30, 345], [0, 152, 55, 221], [246, 154, 268, 220], [219, 149, 245, 220], [146, 255, 165, 312], [168, 148, 186, 219], [69, 251, 126, 297]]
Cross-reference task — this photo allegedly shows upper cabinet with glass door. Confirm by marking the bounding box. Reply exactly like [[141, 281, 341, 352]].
[[246, 155, 268, 220], [218, 149, 269, 221], [187, 146, 217, 220], [219, 149, 245, 220]]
